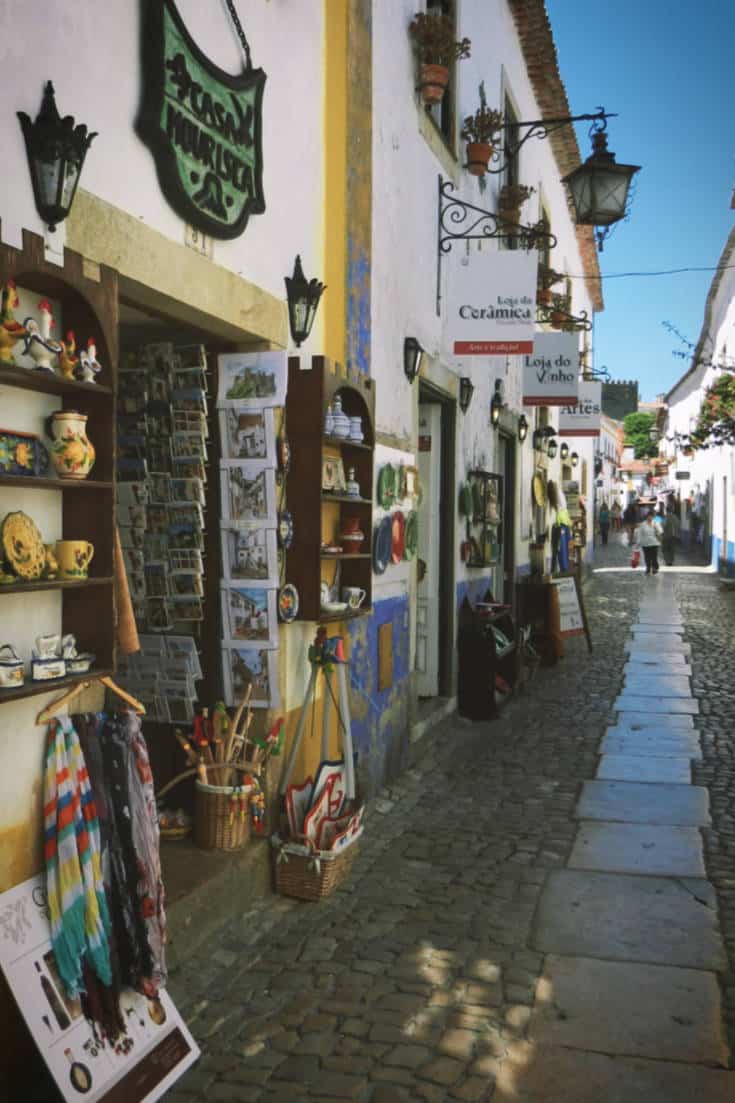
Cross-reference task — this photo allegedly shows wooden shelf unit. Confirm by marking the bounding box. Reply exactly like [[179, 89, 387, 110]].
[[285, 356, 375, 621], [0, 667, 114, 705], [0, 230, 118, 697]]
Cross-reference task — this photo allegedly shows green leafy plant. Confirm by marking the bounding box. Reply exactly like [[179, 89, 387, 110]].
[[409, 9, 471, 66], [623, 411, 659, 459], [460, 105, 503, 144], [689, 372, 735, 449], [537, 265, 565, 291]]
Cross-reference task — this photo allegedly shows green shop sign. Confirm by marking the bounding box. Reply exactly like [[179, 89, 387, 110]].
[[137, 0, 266, 239]]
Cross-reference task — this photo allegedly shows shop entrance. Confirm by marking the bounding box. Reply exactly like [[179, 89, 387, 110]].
[[496, 431, 516, 605], [416, 383, 455, 699]]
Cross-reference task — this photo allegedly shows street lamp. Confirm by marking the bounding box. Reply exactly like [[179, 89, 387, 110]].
[[560, 442, 570, 462], [17, 81, 97, 232], [547, 437, 558, 459], [459, 377, 474, 415], [561, 117, 640, 251], [285, 255, 326, 348], [570, 451, 579, 468], [518, 414, 529, 443], [490, 379, 503, 428], [403, 336, 424, 384]]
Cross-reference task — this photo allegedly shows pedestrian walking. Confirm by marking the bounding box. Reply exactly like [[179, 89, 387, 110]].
[[635, 510, 661, 575], [661, 506, 680, 566], [623, 501, 637, 546], [653, 503, 666, 539], [611, 500, 622, 531], [598, 501, 610, 545]]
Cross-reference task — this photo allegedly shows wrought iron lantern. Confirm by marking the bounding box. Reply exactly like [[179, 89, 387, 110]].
[[571, 451, 579, 468], [459, 377, 474, 414], [546, 437, 558, 459], [285, 255, 326, 348], [518, 414, 529, 443], [404, 336, 424, 384], [17, 81, 97, 232], [560, 442, 570, 462], [490, 380, 503, 428], [561, 118, 640, 250], [532, 427, 545, 452]]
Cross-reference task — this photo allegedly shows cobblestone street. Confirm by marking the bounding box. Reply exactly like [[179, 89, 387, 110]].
[[167, 535, 735, 1102]]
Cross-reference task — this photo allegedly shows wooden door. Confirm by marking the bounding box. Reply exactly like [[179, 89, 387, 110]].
[[416, 404, 441, 696]]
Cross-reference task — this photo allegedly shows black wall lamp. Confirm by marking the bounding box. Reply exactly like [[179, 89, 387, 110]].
[[518, 414, 529, 443], [490, 379, 504, 428], [562, 117, 640, 251], [571, 451, 579, 468], [459, 377, 474, 414], [285, 255, 326, 348], [404, 336, 424, 384], [547, 437, 558, 459], [17, 81, 96, 233], [560, 442, 570, 462]]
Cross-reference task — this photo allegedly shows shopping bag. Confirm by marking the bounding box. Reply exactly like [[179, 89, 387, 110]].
[[630, 548, 640, 569]]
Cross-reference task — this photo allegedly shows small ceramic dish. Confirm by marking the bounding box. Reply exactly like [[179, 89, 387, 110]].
[[321, 601, 348, 614], [31, 654, 66, 682], [0, 645, 24, 688], [65, 653, 95, 675]]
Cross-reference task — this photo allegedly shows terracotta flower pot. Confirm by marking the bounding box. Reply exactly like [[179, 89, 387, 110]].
[[537, 288, 553, 307], [466, 142, 493, 176], [497, 205, 520, 230], [550, 311, 565, 330], [420, 63, 449, 104]]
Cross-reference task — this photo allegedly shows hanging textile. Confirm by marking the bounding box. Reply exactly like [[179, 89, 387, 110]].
[[43, 717, 112, 999]]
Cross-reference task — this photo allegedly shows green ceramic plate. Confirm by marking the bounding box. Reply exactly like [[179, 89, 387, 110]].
[[378, 464, 395, 509], [404, 511, 418, 561], [459, 481, 473, 517]]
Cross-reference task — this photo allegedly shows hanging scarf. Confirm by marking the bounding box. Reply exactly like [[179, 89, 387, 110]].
[[43, 717, 112, 999]]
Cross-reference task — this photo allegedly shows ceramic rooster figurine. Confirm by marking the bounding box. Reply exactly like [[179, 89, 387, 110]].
[[76, 337, 102, 383], [57, 330, 79, 380], [23, 299, 62, 372], [0, 280, 28, 366]]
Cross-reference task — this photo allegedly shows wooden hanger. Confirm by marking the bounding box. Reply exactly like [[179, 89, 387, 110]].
[[36, 676, 146, 725]]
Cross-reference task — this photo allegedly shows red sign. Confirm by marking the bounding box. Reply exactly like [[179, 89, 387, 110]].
[[454, 340, 534, 355]]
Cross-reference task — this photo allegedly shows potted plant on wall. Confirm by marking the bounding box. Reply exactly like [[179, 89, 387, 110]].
[[408, 8, 471, 105], [537, 265, 564, 307], [550, 293, 570, 329], [497, 183, 534, 230], [460, 105, 503, 176]]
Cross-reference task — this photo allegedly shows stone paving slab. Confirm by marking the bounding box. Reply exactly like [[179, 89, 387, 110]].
[[532, 870, 726, 969], [576, 780, 709, 825], [568, 821, 705, 876], [529, 955, 727, 1065], [607, 712, 695, 730], [623, 677, 692, 697], [614, 695, 699, 714], [596, 753, 692, 783], [623, 661, 693, 676], [632, 623, 684, 633], [625, 641, 691, 655], [600, 734, 702, 760], [492, 1044, 735, 1102]]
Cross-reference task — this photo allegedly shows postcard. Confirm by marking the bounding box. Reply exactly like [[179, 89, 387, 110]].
[[221, 585, 278, 646], [221, 645, 279, 709], [218, 407, 275, 464], [220, 525, 278, 585], [220, 461, 276, 525], [166, 635, 203, 679], [217, 351, 287, 409]]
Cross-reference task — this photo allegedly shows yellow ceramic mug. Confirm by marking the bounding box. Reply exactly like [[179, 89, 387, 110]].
[[55, 540, 94, 580]]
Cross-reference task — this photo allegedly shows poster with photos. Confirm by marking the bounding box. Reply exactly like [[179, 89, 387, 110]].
[[217, 351, 287, 409], [220, 461, 277, 525], [220, 526, 278, 586], [218, 407, 275, 464], [220, 585, 278, 646], [221, 645, 279, 709]]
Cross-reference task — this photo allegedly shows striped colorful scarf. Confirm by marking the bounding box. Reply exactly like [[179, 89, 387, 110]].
[[44, 716, 112, 999]]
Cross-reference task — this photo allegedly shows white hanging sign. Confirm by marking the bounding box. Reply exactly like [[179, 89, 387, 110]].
[[559, 379, 602, 437], [522, 331, 580, 406], [447, 250, 537, 356]]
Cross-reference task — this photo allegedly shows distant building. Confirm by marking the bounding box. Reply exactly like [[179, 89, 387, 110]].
[[601, 380, 639, 420]]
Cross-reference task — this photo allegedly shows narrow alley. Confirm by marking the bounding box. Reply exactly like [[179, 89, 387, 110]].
[[165, 539, 735, 1103]]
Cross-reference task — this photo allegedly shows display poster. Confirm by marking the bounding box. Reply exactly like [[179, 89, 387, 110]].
[[550, 576, 585, 638], [0, 876, 199, 1103], [522, 331, 580, 406], [446, 250, 537, 355], [558, 380, 602, 437]]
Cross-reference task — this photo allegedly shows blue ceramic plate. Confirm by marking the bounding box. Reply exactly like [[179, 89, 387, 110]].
[[0, 429, 49, 477], [373, 515, 392, 575]]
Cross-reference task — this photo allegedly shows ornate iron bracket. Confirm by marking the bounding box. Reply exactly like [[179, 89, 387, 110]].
[[436, 176, 556, 315], [484, 108, 616, 176], [536, 303, 593, 333]]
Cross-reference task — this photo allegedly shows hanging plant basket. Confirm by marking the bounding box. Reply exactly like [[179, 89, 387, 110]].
[[419, 62, 449, 104], [466, 142, 493, 176]]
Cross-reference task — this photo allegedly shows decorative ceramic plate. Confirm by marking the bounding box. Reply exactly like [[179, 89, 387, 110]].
[[532, 473, 547, 508], [278, 434, 291, 475], [373, 514, 392, 575], [0, 430, 48, 478], [1, 511, 46, 579], [396, 465, 408, 501], [278, 510, 294, 549], [404, 511, 418, 561], [378, 464, 395, 509], [278, 583, 300, 622], [391, 510, 406, 564], [459, 482, 473, 517]]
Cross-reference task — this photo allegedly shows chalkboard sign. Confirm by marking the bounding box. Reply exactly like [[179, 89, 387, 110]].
[[550, 576, 584, 637]]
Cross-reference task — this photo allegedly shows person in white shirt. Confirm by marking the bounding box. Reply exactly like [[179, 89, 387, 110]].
[[635, 511, 661, 575]]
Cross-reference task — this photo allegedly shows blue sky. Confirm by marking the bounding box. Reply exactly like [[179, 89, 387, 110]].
[[546, 0, 734, 401]]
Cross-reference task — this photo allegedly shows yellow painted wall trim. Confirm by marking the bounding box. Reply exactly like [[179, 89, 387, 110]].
[[66, 190, 288, 347]]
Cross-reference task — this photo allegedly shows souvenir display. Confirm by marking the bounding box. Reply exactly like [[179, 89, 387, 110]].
[[22, 299, 62, 372], [218, 407, 275, 463], [221, 645, 279, 709], [404, 510, 418, 561], [55, 540, 94, 580], [61, 635, 95, 675], [277, 583, 299, 622], [391, 510, 406, 564], [345, 467, 361, 499], [348, 416, 364, 443], [57, 330, 79, 379], [329, 394, 350, 438], [217, 350, 288, 409], [220, 585, 278, 646], [0, 429, 49, 477], [31, 654, 66, 681], [46, 410, 95, 480], [463, 471, 504, 568], [0, 279, 28, 365], [339, 516, 365, 554], [76, 338, 102, 383], [0, 644, 24, 688], [373, 514, 392, 575], [221, 526, 278, 584], [1, 510, 46, 579], [378, 463, 395, 509], [220, 461, 276, 524], [341, 586, 366, 610]]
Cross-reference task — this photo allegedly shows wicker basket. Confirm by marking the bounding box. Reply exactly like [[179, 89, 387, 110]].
[[194, 780, 251, 850], [273, 836, 359, 901]]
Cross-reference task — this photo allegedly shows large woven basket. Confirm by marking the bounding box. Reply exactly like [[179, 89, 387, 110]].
[[195, 780, 251, 850], [273, 837, 359, 901]]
